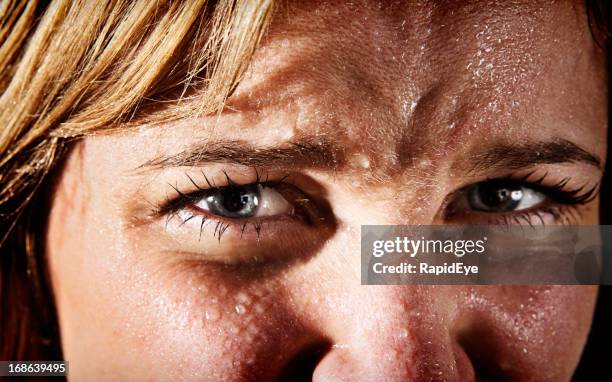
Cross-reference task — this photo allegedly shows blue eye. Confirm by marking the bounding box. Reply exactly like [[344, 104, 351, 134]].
[[194, 184, 292, 219], [443, 175, 599, 226], [467, 180, 545, 212], [202, 185, 260, 218]]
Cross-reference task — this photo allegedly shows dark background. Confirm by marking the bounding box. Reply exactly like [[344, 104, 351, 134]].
[[572, 134, 612, 379], [572, 13, 612, 374]]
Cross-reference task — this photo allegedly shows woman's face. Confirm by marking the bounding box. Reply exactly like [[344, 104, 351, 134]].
[[46, 1, 606, 381]]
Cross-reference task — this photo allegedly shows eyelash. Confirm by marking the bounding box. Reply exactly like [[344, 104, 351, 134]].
[[513, 171, 599, 204], [446, 171, 600, 225], [515, 175, 598, 225], [157, 170, 297, 242]]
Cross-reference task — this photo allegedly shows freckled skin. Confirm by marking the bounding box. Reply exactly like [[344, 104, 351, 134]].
[[47, 1, 604, 381]]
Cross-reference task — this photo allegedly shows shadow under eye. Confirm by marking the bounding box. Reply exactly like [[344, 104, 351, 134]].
[[162, 214, 338, 281]]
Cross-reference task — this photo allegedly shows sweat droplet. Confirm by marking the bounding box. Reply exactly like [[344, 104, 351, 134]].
[[398, 328, 409, 338], [235, 304, 247, 315]]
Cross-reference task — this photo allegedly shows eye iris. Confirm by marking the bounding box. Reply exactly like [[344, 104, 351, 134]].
[[470, 180, 523, 212], [207, 185, 260, 218]]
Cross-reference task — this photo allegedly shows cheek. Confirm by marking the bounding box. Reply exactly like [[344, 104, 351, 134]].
[[459, 286, 597, 379], [57, 229, 312, 381], [110, 260, 315, 380]]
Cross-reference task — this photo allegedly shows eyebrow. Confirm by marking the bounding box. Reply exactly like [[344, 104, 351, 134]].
[[466, 138, 602, 174], [138, 137, 344, 170], [138, 136, 601, 175]]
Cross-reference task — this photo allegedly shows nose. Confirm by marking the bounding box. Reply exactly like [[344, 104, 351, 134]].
[[277, 190, 475, 381], [306, 284, 475, 382], [278, 202, 476, 381]]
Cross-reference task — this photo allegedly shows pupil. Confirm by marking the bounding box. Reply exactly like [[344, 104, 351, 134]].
[[486, 188, 510, 206], [474, 180, 523, 211], [222, 188, 250, 212]]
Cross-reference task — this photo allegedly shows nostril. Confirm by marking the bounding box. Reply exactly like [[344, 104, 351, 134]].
[[277, 341, 331, 382], [458, 330, 509, 382]]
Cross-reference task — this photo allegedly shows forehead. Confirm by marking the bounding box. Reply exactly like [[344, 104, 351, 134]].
[[225, 0, 606, 156], [90, 1, 607, 176]]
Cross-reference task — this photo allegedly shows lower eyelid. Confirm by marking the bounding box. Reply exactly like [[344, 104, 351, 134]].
[[447, 204, 583, 226], [509, 206, 582, 225], [153, 211, 336, 265]]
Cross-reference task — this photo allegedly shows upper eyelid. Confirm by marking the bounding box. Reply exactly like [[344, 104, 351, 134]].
[[460, 169, 601, 194], [181, 169, 269, 192], [503, 172, 601, 201], [186, 172, 216, 190]]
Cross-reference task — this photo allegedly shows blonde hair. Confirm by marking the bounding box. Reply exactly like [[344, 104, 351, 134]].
[[0, 0, 275, 360]]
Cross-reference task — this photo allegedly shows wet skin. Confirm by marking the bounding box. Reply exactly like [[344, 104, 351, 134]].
[[47, 1, 606, 380]]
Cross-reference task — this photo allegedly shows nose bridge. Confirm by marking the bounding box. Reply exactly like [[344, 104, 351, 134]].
[[327, 171, 445, 230]]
